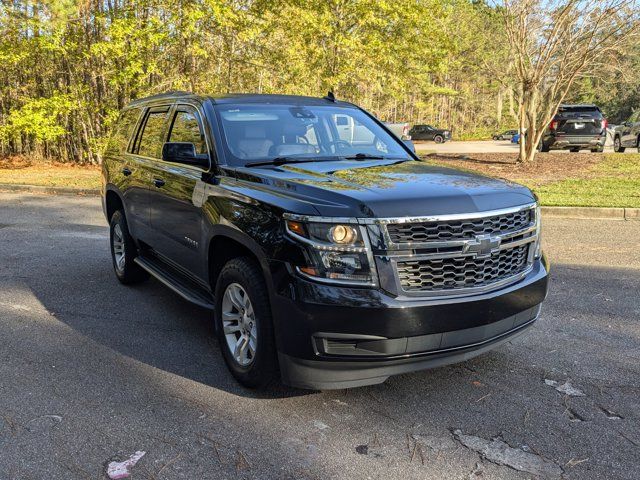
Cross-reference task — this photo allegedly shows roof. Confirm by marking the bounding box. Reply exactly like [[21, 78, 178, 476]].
[[126, 91, 354, 108], [559, 104, 600, 109]]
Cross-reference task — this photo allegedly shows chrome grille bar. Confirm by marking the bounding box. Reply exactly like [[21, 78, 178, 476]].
[[371, 203, 538, 297]]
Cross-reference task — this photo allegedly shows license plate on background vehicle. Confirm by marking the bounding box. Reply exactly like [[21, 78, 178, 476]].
[[574, 123, 585, 129]]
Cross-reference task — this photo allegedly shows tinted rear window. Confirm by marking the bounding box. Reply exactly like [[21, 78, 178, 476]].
[[557, 106, 602, 117]]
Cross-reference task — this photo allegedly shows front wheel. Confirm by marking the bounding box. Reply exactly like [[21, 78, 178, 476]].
[[215, 257, 278, 389], [591, 146, 604, 153], [434, 134, 444, 144], [569, 147, 580, 153], [613, 136, 625, 152]]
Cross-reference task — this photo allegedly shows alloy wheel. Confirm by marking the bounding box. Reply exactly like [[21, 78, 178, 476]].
[[221, 283, 257, 367], [112, 223, 126, 273]]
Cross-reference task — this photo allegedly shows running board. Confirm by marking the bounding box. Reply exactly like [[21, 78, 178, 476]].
[[134, 256, 215, 310]]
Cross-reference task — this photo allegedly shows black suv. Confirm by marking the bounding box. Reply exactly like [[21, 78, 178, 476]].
[[102, 92, 549, 390], [408, 124, 451, 143], [539, 104, 607, 152]]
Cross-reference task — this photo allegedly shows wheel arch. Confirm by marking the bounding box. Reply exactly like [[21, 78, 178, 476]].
[[206, 227, 274, 297], [105, 185, 125, 221]]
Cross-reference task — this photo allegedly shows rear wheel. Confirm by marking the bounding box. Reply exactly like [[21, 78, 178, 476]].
[[214, 257, 278, 389], [540, 143, 550, 152], [434, 134, 444, 144], [591, 146, 604, 153], [569, 147, 580, 153], [109, 210, 148, 284], [614, 136, 625, 152]]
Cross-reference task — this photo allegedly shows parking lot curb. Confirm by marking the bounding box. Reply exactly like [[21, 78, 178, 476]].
[[541, 206, 639, 221], [0, 183, 100, 196]]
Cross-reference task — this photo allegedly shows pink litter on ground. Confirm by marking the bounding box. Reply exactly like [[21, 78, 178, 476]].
[[107, 451, 146, 479]]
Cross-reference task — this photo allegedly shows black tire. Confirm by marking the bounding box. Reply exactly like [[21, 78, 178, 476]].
[[434, 134, 444, 144], [540, 144, 550, 152], [569, 147, 580, 153], [613, 136, 625, 153], [214, 257, 278, 389], [109, 210, 149, 284]]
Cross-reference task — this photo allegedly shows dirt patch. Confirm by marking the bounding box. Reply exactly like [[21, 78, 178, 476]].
[[0, 156, 100, 171], [423, 152, 605, 185], [0, 155, 34, 169]]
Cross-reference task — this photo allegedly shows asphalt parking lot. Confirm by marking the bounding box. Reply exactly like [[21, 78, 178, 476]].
[[1, 192, 639, 479], [412, 140, 620, 155]]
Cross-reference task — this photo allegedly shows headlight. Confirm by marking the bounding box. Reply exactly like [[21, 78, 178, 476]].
[[284, 216, 378, 286], [534, 204, 542, 258]]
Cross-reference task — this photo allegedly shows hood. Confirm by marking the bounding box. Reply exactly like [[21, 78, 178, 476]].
[[233, 159, 535, 218]]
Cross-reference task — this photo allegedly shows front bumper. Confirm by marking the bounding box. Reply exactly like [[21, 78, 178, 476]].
[[271, 255, 549, 389]]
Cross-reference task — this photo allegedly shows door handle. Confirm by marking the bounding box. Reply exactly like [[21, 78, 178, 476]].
[[153, 178, 165, 188], [121, 167, 132, 176]]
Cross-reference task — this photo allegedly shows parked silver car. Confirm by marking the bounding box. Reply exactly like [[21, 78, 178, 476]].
[[613, 111, 640, 152]]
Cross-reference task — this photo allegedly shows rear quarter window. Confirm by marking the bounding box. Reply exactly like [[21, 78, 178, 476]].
[[105, 108, 141, 155]]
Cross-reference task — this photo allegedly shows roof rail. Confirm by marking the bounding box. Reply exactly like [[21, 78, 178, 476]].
[[129, 90, 194, 105]]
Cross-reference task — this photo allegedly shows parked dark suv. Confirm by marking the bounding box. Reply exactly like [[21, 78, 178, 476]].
[[539, 104, 607, 152], [102, 92, 549, 390], [408, 124, 451, 143]]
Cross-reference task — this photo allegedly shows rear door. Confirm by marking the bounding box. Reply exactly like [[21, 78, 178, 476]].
[[148, 103, 211, 280], [128, 105, 172, 243], [555, 106, 604, 137], [411, 125, 426, 140], [103, 107, 145, 233]]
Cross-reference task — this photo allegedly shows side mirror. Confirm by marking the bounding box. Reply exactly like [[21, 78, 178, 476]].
[[403, 139, 416, 153], [162, 142, 209, 168]]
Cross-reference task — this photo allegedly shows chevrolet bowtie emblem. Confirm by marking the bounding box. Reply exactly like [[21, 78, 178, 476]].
[[464, 234, 501, 258]]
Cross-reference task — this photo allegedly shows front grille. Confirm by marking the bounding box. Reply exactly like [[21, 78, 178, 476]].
[[396, 244, 530, 292], [386, 209, 532, 244]]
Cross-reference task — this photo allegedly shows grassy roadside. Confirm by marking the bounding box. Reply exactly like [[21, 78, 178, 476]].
[[0, 154, 638, 208], [427, 153, 640, 208], [0, 162, 100, 190]]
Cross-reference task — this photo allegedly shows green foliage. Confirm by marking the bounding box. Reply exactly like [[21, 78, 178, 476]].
[[0, 94, 74, 142], [0, 0, 510, 163]]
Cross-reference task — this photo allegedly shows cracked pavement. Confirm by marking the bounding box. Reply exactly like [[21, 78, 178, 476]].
[[0, 192, 639, 479]]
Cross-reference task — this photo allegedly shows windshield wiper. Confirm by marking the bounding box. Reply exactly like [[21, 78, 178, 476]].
[[343, 153, 385, 160], [343, 153, 411, 161], [245, 157, 328, 168]]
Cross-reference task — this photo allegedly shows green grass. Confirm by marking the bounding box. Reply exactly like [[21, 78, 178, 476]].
[[1, 154, 638, 208], [528, 154, 640, 208], [528, 177, 640, 208]]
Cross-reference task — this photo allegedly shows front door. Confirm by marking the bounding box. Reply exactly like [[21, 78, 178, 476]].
[[148, 103, 211, 281]]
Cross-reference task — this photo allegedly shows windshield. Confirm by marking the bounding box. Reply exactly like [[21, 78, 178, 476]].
[[214, 103, 411, 166]]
